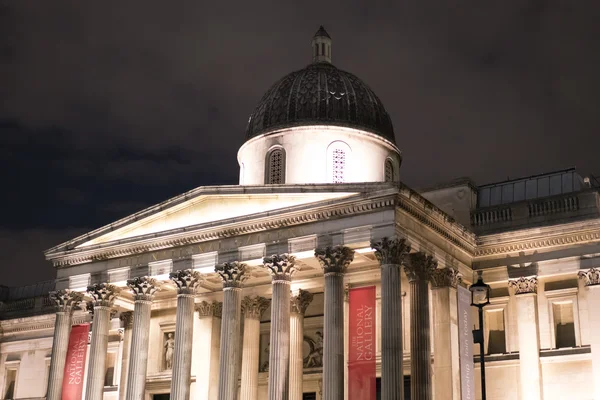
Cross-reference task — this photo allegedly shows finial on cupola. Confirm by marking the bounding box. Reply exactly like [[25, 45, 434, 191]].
[[312, 25, 332, 64]]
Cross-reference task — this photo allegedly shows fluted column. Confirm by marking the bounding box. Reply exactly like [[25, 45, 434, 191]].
[[118, 312, 134, 400], [85, 284, 121, 400], [430, 268, 462, 400], [46, 289, 84, 400], [371, 237, 411, 400], [169, 270, 202, 400], [262, 254, 298, 400], [216, 261, 247, 400], [579, 268, 600, 400], [289, 289, 314, 400], [209, 302, 223, 399], [404, 252, 437, 400], [125, 277, 159, 400], [509, 276, 543, 400], [315, 246, 355, 400], [240, 296, 270, 400]]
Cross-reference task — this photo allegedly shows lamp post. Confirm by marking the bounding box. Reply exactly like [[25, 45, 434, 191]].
[[470, 271, 491, 400]]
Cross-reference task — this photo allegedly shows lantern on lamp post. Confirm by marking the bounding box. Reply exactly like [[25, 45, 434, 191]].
[[470, 270, 491, 400]]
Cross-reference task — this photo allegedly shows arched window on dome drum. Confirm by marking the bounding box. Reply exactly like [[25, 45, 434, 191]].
[[266, 148, 285, 184], [385, 159, 394, 182], [332, 149, 346, 183]]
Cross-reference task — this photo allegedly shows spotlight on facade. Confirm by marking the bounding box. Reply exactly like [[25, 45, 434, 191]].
[[470, 270, 491, 400]]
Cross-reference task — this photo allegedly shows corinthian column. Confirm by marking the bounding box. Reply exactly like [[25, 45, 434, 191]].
[[85, 283, 121, 400], [216, 261, 247, 400], [371, 237, 411, 400], [509, 276, 543, 400], [289, 289, 314, 400], [262, 254, 298, 400], [125, 277, 159, 400], [430, 268, 462, 400], [240, 296, 270, 400], [579, 268, 600, 400], [118, 312, 134, 400], [168, 269, 202, 400], [403, 252, 437, 400], [315, 246, 355, 400], [46, 289, 84, 400]]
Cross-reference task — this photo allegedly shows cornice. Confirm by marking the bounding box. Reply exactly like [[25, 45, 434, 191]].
[[48, 191, 398, 267], [396, 186, 477, 256], [475, 220, 600, 257]]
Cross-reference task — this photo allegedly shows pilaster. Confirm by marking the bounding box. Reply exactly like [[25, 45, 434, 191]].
[[290, 289, 314, 400], [240, 296, 270, 400], [578, 268, 600, 400]]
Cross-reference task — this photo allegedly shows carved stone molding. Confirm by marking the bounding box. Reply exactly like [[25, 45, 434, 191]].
[[196, 301, 213, 317], [126, 276, 159, 301], [314, 246, 355, 275], [371, 237, 411, 266], [212, 301, 223, 318], [290, 289, 314, 315], [87, 283, 121, 308], [430, 268, 462, 289], [215, 261, 247, 288], [578, 268, 600, 287], [120, 311, 134, 329], [403, 252, 438, 282], [241, 296, 270, 320], [49, 289, 84, 313], [263, 254, 297, 282], [169, 269, 202, 295], [508, 276, 538, 295]]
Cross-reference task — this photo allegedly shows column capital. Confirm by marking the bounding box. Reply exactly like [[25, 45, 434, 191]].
[[314, 245, 355, 275], [169, 269, 202, 295], [509, 276, 538, 294], [49, 289, 84, 313], [212, 301, 223, 318], [87, 283, 121, 308], [403, 252, 438, 282], [127, 276, 160, 301], [263, 254, 297, 282], [290, 289, 314, 315], [215, 261, 247, 288], [578, 267, 600, 287], [430, 267, 462, 289], [119, 311, 134, 329], [196, 301, 213, 317], [371, 237, 411, 266], [242, 296, 270, 320]]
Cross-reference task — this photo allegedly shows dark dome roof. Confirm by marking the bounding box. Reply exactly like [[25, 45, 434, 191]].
[[245, 62, 395, 143]]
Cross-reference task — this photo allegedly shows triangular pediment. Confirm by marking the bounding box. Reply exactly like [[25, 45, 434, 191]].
[[73, 191, 356, 249]]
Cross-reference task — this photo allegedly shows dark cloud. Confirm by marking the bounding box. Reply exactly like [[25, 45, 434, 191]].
[[0, 1, 599, 286]]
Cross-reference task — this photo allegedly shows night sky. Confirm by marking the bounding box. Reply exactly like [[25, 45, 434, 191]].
[[1, 2, 599, 287]]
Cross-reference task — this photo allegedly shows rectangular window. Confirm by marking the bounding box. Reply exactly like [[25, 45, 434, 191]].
[[4, 368, 17, 399], [552, 301, 576, 348], [485, 309, 507, 354]]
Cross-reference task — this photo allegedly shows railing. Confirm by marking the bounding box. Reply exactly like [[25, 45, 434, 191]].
[[528, 195, 579, 217], [471, 207, 512, 227]]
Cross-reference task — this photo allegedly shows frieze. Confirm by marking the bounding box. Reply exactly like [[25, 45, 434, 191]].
[[48, 196, 397, 267], [578, 268, 600, 287], [508, 276, 538, 295]]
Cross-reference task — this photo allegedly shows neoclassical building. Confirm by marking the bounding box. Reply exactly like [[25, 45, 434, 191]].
[[1, 27, 599, 400]]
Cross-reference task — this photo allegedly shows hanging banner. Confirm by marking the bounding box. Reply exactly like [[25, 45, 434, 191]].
[[62, 323, 90, 400], [457, 285, 475, 400], [348, 286, 376, 400]]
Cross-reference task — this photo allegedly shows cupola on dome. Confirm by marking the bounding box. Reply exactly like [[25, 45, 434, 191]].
[[245, 26, 395, 143]]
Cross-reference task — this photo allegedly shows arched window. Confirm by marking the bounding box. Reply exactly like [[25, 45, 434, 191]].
[[384, 158, 394, 182], [327, 141, 351, 183], [266, 147, 285, 184]]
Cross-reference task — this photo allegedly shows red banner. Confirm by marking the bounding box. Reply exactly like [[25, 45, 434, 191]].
[[62, 323, 90, 400], [348, 286, 376, 400]]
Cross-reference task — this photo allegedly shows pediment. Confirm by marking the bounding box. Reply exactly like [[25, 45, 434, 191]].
[[72, 191, 355, 249]]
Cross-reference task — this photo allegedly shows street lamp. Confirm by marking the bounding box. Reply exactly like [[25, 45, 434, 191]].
[[470, 270, 491, 400]]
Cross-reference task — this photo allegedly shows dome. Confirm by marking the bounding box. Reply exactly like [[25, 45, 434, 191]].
[[245, 29, 395, 143]]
